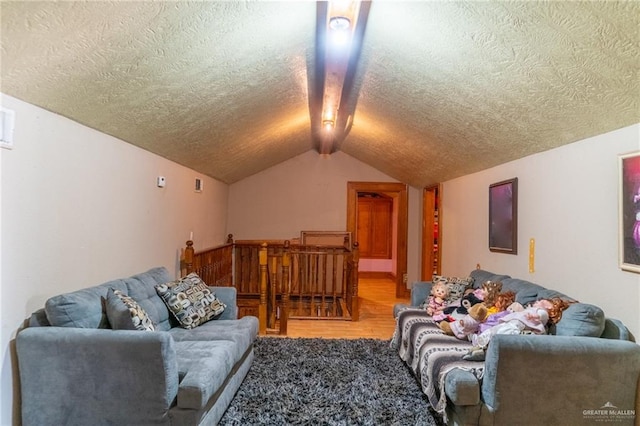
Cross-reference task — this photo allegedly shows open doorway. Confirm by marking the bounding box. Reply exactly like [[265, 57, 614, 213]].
[[347, 182, 409, 298]]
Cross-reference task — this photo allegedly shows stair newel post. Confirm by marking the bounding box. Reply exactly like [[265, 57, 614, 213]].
[[185, 240, 195, 275], [280, 240, 291, 335], [351, 242, 360, 321], [259, 242, 268, 335]]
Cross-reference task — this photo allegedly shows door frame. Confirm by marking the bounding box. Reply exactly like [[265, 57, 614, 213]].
[[347, 182, 409, 298]]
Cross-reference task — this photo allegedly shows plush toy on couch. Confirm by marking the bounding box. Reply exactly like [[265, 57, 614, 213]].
[[442, 291, 483, 320], [441, 280, 501, 320], [440, 303, 488, 339]]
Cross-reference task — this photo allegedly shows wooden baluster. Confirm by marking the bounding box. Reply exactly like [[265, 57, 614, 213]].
[[351, 242, 360, 321], [292, 252, 299, 317], [234, 245, 241, 291], [296, 251, 302, 317], [320, 250, 327, 317], [259, 243, 268, 335], [211, 252, 217, 286], [247, 245, 255, 293], [297, 251, 303, 316], [342, 249, 350, 315], [331, 251, 344, 317], [309, 251, 316, 317], [269, 254, 277, 329], [280, 240, 290, 335], [185, 240, 194, 275]]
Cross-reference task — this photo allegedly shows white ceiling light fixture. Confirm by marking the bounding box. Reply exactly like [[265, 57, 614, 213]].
[[328, 16, 351, 46]]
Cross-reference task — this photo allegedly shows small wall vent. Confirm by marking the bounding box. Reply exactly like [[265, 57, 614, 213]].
[[195, 178, 203, 192]]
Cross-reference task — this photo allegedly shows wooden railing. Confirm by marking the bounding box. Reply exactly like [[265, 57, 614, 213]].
[[182, 234, 234, 287], [182, 235, 359, 335], [289, 243, 359, 321]]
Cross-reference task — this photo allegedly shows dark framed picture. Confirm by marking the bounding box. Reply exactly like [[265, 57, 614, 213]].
[[619, 151, 640, 273], [489, 178, 518, 254]]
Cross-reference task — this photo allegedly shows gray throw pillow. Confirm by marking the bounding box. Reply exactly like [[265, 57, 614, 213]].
[[551, 303, 605, 337], [105, 288, 156, 331]]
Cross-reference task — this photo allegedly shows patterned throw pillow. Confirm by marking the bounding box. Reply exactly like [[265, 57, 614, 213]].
[[155, 273, 226, 329], [105, 288, 156, 331], [431, 275, 474, 304]]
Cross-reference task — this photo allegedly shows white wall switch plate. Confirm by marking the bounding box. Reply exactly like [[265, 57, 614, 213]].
[[0, 107, 16, 150]]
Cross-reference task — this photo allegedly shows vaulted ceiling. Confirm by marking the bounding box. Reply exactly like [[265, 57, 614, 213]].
[[2, 1, 638, 187]]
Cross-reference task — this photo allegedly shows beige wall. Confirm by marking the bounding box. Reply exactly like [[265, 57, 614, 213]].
[[441, 123, 640, 338], [0, 95, 229, 425], [227, 150, 397, 240]]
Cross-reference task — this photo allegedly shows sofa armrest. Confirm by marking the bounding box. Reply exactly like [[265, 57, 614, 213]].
[[444, 369, 480, 406], [17, 327, 179, 426], [601, 317, 635, 341], [210, 286, 238, 320], [28, 308, 50, 327], [481, 334, 640, 424], [410, 281, 433, 307]]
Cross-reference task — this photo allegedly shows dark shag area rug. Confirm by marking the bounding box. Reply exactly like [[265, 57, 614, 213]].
[[219, 337, 443, 426]]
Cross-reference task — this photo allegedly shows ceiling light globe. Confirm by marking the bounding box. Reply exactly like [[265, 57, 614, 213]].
[[329, 17, 351, 31]]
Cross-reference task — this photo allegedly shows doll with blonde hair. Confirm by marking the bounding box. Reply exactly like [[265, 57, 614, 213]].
[[425, 281, 449, 318]]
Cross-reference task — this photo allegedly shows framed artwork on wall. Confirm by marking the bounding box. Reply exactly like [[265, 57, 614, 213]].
[[489, 178, 518, 254], [619, 151, 640, 273]]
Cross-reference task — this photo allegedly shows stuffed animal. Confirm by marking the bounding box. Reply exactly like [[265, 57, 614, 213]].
[[439, 303, 488, 339], [442, 292, 483, 319]]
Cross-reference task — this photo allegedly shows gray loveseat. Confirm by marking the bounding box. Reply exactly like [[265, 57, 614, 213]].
[[393, 269, 640, 426], [16, 266, 258, 426]]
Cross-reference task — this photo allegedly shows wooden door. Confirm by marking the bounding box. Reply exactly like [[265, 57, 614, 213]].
[[357, 195, 392, 258]]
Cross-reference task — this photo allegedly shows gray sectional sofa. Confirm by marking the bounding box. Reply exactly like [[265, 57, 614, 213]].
[[16, 266, 258, 426], [393, 268, 640, 426]]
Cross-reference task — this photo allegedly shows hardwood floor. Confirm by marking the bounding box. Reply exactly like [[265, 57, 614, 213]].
[[284, 277, 410, 339]]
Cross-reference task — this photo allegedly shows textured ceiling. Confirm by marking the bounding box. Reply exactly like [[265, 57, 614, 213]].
[[2, 1, 639, 187]]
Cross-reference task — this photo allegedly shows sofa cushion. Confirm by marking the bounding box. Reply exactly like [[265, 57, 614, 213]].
[[174, 340, 239, 410], [125, 267, 174, 332], [500, 278, 546, 306], [550, 303, 605, 337], [155, 273, 226, 330], [537, 288, 574, 301], [432, 275, 474, 304], [45, 280, 128, 328], [170, 316, 258, 362], [469, 270, 511, 289], [105, 288, 155, 331]]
